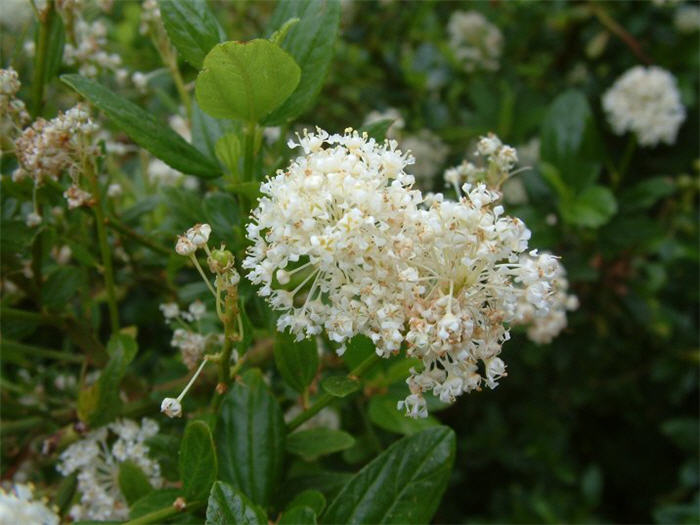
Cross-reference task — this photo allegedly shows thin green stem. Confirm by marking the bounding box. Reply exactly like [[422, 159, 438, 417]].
[[30, 0, 53, 117], [87, 162, 119, 333], [287, 352, 381, 432], [104, 216, 170, 256], [123, 501, 203, 525], [189, 254, 218, 302]]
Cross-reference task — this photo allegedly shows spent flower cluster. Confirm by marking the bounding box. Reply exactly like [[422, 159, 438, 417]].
[[245, 129, 576, 417]]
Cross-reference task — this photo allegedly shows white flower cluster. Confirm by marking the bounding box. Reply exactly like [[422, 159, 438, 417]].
[[161, 300, 222, 369], [675, 4, 700, 33], [443, 133, 517, 191], [0, 68, 29, 131], [57, 418, 162, 521], [447, 10, 503, 72], [245, 129, 574, 417], [0, 483, 59, 525], [13, 105, 98, 187], [602, 66, 686, 147], [63, 19, 122, 77]]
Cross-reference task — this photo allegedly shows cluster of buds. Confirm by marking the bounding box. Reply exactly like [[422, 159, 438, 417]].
[[444, 133, 519, 192]]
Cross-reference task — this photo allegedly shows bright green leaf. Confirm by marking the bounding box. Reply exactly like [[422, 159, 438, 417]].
[[216, 369, 285, 507], [195, 39, 301, 122], [61, 74, 220, 177], [118, 461, 154, 506], [321, 375, 360, 398], [205, 481, 267, 525], [180, 420, 217, 501], [215, 133, 242, 178], [264, 0, 341, 125], [323, 427, 456, 524], [159, 0, 226, 69], [286, 428, 355, 461], [274, 332, 319, 393]]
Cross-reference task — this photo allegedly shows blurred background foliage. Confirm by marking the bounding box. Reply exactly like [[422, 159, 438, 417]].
[[1, 0, 698, 523]]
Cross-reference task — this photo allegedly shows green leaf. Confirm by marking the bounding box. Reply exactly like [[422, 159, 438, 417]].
[[286, 428, 355, 461], [192, 101, 237, 164], [227, 181, 261, 201], [129, 488, 181, 519], [44, 10, 65, 83], [53, 471, 77, 516], [206, 481, 267, 525], [264, 0, 341, 125], [215, 133, 241, 177], [274, 332, 319, 393], [321, 375, 360, 398], [561, 185, 618, 228], [279, 506, 317, 525], [286, 490, 326, 516], [216, 369, 285, 507], [41, 266, 85, 310], [158, 0, 226, 69], [119, 461, 154, 506], [195, 39, 301, 122], [323, 427, 456, 524], [359, 119, 394, 143], [180, 421, 217, 501], [77, 334, 138, 426], [540, 89, 601, 193], [61, 74, 220, 178], [368, 396, 440, 436], [620, 176, 676, 212]]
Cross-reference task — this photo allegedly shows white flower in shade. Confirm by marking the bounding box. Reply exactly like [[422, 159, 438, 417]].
[[57, 418, 162, 521], [25, 212, 42, 228], [61, 15, 122, 78], [171, 328, 207, 369], [602, 66, 686, 147], [401, 129, 448, 183], [147, 158, 183, 186], [284, 405, 340, 431], [160, 397, 182, 418], [185, 223, 211, 248], [159, 302, 180, 320], [188, 300, 206, 320], [447, 10, 503, 72], [0, 483, 59, 525], [175, 235, 196, 256], [675, 4, 700, 33], [132, 71, 148, 91], [107, 183, 122, 198]]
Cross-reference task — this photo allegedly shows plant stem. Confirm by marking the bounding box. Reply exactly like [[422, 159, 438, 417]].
[[287, 352, 381, 432], [243, 120, 257, 182], [2, 340, 83, 363], [589, 2, 652, 64], [104, 216, 170, 256], [87, 162, 119, 333], [123, 501, 203, 525], [30, 0, 53, 117]]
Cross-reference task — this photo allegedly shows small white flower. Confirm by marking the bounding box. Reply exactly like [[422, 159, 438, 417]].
[[25, 212, 42, 228], [185, 223, 211, 248], [188, 300, 206, 320], [159, 302, 180, 319], [175, 235, 196, 256], [160, 397, 182, 418], [0, 483, 59, 525]]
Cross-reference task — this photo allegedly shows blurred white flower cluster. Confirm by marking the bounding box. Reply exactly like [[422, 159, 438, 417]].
[[245, 128, 576, 418], [0, 483, 59, 525], [447, 10, 503, 72], [161, 299, 224, 369], [57, 418, 162, 521], [602, 66, 686, 147], [0, 68, 30, 131]]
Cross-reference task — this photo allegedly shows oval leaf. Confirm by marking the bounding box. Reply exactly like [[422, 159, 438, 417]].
[[216, 368, 285, 507], [286, 428, 355, 461], [321, 375, 360, 398], [274, 332, 319, 393], [180, 420, 217, 501], [561, 185, 618, 228], [118, 460, 154, 506], [264, 0, 341, 125], [206, 481, 267, 525], [286, 490, 326, 516], [60, 74, 220, 178], [195, 39, 301, 122], [322, 426, 456, 524], [159, 0, 226, 69], [279, 506, 317, 525]]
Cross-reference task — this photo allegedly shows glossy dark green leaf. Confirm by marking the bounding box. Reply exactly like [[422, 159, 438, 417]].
[[368, 396, 440, 436], [540, 89, 601, 193], [129, 488, 181, 519], [41, 266, 85, 310], [205, 481, 267, 525], [195, 39, 300, 122], [158, 0, 225, 68], [286, 428, 355, 461], [323, 427, 456, 524], [119, 460, 154, 505], [274, 332, 319, 393], [359, 119, 394, 143], [286, 490, 326, 516], [279, 506, 317, 525], [180, 420, 217, 501], [216, 369, 285, 507], [264, 0, 341, 125], [321, 375, 360, 398], [61, 74, 220, 177], [561, 185, 618, 228]]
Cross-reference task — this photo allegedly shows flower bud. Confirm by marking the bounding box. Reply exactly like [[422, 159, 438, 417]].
[[185, 223, 211, 248], [175, 235, 196, 256], [207, 246, 235, 274], [160, 397, 182, 418]]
